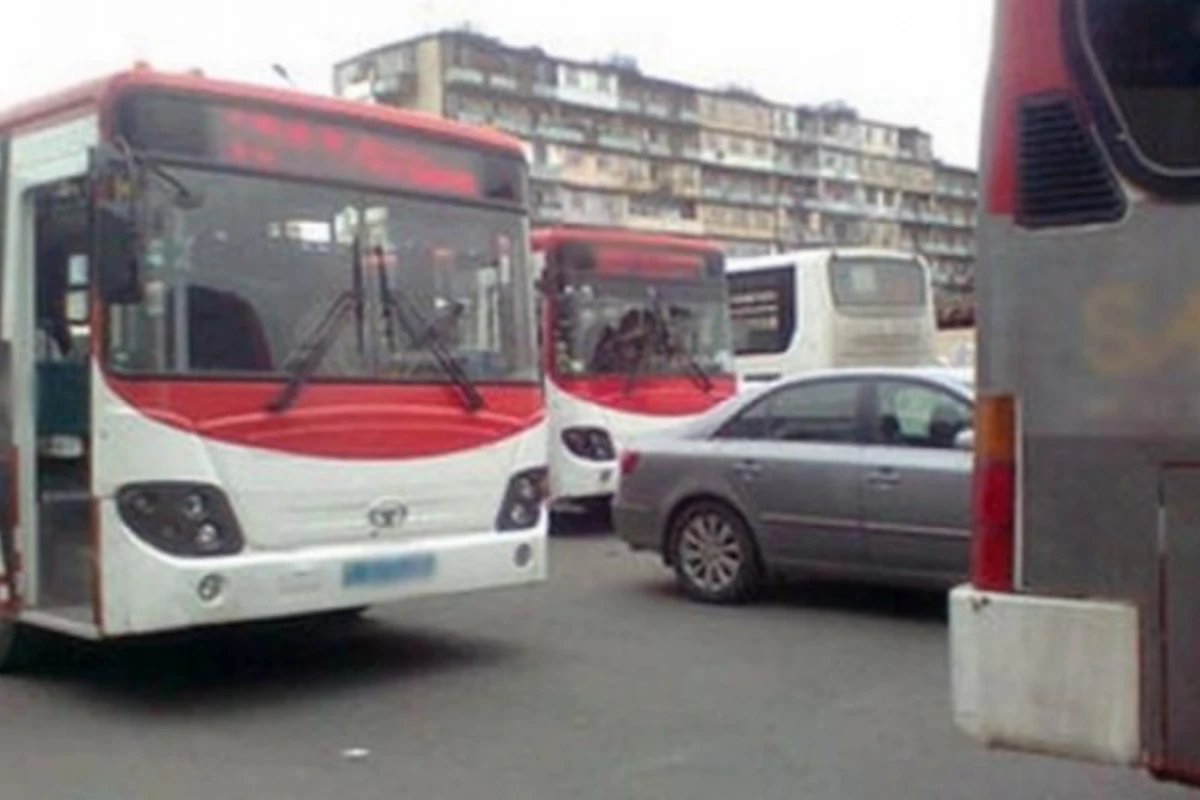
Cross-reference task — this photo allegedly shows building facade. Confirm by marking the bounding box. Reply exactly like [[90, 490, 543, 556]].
[[334, 30, 978, 326]]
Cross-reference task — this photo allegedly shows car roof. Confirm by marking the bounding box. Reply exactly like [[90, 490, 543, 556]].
[[753, 366, 975, 395]]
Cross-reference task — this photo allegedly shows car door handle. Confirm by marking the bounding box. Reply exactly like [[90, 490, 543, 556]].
[[732, 459, 763, 480], [867, 467, 901, 488]]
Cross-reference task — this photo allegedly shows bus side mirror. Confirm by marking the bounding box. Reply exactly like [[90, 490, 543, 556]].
[[955, 429, 975, 451], [93, 202, 142, 305], [89, 145, 143, 305]]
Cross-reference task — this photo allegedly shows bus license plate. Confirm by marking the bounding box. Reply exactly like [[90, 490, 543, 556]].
[[342, 553, 436, 588]]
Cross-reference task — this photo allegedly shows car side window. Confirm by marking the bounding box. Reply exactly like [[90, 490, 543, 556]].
[[767, 381, 861, 443], [716, 380, 862, 443], [875, 380, 971, 450]]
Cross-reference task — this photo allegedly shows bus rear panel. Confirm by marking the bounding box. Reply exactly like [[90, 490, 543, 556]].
[[951, 0, 1200, 785], [728, 248, 937, 384]]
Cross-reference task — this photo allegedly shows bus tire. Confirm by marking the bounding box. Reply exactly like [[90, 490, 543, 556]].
[[0, 618, 37, 673], [668, 500, 762, 605]]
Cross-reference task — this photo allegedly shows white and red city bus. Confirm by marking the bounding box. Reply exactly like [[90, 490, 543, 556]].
[[532, 227, 736, 511], [949, 0, 1200, 786], [0, 67, 547, 669]]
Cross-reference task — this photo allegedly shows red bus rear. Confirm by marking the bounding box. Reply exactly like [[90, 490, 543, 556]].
[[951, 0, 1200, 786]]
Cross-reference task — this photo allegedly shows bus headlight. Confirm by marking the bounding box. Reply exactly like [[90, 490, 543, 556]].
[[496, 468, 548, 532], [117, 483, 244, 557], [561, 427, 616, 462]]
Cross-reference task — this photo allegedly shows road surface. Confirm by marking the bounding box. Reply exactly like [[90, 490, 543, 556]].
[[0, 531, 1189, 800]]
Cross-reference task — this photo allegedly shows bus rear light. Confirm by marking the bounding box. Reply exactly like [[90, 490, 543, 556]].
[[117, 483, 244, 558], [496, 467, 548, 532], [971, 395, 1016, 592], [619, 450, 640, 477]]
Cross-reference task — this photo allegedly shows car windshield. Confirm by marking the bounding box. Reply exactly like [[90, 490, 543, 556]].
[[104, 167, 537, 383], [552, 274, 734, 379]]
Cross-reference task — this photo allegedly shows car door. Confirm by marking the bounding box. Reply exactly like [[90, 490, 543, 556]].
[[861, 378, 973, 583], [714, 377, 870, 569]]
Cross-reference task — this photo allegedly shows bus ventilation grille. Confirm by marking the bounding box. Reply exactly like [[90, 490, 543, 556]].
[[1017, 94, 1125, 229]]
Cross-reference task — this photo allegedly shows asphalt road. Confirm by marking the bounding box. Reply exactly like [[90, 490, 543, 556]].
[[0, 529, 1191, 800]]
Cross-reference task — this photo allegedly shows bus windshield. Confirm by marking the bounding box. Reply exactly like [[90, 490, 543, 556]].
[[828, 257, 927, 312], [104, 167, 537, 384], [553, 274, 734, 379]]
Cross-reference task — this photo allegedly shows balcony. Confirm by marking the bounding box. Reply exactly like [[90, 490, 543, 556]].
[[534, 203, 566, 222], [445, 67, 485, 86], [452, 110, 491, 127], [644, 141, 671, 157], [597, 133, 643, 152], [536, 124, 587, 144], [680, 146, 702, 161], [530, 163, 561, 181], [533, 83, 558, 98], [488, 74, 520, 92], [371, 73, 415, 99], [721, 153, 777, 174], [645, 102, 671, 118], [678, 108, 701, 123], [619, 98, 642, 113], [493, 117, 532, 136]]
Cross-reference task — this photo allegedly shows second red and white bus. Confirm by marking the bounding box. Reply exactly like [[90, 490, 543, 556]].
[[532, 227, 737, 510]]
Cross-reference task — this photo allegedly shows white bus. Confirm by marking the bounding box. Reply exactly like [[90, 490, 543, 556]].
[[727, 248, 939, 384], [0, 67, 548, 669]]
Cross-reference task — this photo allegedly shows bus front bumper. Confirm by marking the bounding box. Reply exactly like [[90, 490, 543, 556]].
[[949, 585, 1140, 767], [99, 508, 547, 637], [548, 451, 617, 508]]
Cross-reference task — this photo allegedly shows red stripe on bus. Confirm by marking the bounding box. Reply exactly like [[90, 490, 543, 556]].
[[552, 374, 736, 417], [105, 377, 545, 460], [986, 0, 1076, 215]]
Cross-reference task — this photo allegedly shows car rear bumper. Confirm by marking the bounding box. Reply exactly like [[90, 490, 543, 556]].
[[949, 585, 1140, 767], [613, 501, 661, 554]]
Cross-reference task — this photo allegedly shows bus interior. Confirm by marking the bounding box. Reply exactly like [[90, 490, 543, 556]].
[[31, 177, 93, 617]]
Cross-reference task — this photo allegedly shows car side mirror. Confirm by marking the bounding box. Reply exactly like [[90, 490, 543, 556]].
[[954, 429, 975, 451]]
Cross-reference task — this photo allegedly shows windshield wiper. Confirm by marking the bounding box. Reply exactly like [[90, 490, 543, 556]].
[[373, 245, 484, 413], [656, 303, 715, 394], [621, 294, 714, 395], [267, 239, 368, 413]]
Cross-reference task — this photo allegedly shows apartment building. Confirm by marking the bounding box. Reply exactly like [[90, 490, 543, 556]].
[[333, 29, 979, 325]]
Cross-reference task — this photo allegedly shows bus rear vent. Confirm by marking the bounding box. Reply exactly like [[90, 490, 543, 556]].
[[1017, 94, 1125, 229]]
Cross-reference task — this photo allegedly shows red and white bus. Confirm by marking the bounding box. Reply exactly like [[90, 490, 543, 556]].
[[950, 0, 1200, 786], [0, 67, 547, 669], [532, 227, 737, 511]]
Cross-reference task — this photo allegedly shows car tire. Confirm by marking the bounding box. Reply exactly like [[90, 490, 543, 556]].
[[0, 618, 38, 674], [669, 500, 762, 604]]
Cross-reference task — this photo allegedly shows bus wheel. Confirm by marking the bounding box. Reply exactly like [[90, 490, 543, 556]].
[[0, 618, 37, 673], [669, 500, 762, 605]]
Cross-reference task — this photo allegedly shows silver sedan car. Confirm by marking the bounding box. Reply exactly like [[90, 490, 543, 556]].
[[614, 368, 974, 603]]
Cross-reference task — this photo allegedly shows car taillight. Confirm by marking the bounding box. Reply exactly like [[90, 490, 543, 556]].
[[971, 394, 1016, 592], [619, 450, 640, 477]]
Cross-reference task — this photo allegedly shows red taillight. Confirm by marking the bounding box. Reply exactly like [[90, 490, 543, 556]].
[[971, 395, 1016, 592], [619, 450, 640, 477]]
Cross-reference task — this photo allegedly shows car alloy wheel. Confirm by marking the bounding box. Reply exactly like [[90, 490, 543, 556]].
[[671, 501, 761, 604]]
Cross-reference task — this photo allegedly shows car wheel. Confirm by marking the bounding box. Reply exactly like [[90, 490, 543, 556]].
[[0, 618, 38, 673], [670, 501, 762, 604]]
